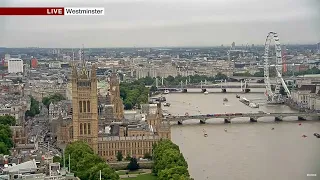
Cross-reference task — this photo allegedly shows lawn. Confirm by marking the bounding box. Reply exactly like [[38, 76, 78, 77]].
[[121, 173, 158, 180]]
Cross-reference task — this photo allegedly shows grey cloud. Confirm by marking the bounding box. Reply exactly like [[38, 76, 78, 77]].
[[1, 0, 319, 47]]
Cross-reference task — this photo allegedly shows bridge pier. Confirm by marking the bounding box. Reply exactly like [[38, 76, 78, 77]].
[[200, 119, 206, 124], [201, 88, 207, 93], [224, 118, 231, 123], [243, 88, 251, 93], [275, 116, 282, 121], [182, 89, 187, 93], [249, 117, 257, 122], [178, 120, 183, 125], [298, 116, 307, 121], [221, 88, 226, 93]]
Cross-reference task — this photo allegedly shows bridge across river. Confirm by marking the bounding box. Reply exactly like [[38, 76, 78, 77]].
[[158, 82, 265, 89], [165, 112, 320, 124]]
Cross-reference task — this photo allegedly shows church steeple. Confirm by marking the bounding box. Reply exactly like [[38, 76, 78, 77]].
[[71, 63, 78, 79]]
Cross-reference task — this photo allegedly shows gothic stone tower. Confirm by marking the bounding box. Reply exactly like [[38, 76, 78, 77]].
[[71, 63, 98, 153], [109, 73, 124, 121]]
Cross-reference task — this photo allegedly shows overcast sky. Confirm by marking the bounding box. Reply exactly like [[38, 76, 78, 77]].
[[0, 0, 319, 48]]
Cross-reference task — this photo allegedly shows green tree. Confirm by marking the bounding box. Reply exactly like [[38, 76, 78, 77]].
[[152, 139, 190, 179], [63, 141, 119, 180], [88, 163, 120, 180], [154, 149, 188, 174], [25, 96, 40, 117], [116, 151, 123, 161], [0, 123, 14, 155], [215, 72, 228, 80], [120, 81, 150, 110], [0, 142, 9, 155], [0, 115, 16, 126], [53, 156, 61, 163], [75, 153, 105, 179], [127, 157, 140, 171], [42, 93, 66, 109], [166, 75, 175, 82], [158, 166, 190, 180], [150, 85, 158, 92]]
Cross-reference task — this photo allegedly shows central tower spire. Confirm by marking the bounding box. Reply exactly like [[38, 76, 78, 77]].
[[81, 44, 85, 67]]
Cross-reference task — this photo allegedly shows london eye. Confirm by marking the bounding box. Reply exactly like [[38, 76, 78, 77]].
[[263, 32, 291, 104]]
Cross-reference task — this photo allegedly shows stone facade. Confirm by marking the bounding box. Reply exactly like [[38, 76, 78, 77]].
[[10, 126, 27, 144], [57, 64, 171, 162], [289, 84, 320, 111], [71, 64, 99, 153]]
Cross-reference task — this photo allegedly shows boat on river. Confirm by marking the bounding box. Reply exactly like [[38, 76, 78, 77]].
[[163, 90, 169, 94]]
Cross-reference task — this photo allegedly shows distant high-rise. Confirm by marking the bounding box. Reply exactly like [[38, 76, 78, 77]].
[[31, 58, 38, 68], [231, 42, 236, 50], [8, 58, 23, 73], [317, 42, 320, 54]]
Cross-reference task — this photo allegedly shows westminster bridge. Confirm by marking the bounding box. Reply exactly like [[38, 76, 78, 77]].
[[164, 112, 320, 125]]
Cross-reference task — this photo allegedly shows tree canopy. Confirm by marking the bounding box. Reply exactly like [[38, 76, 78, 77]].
[[0, 115, 15, 155], [42, 93, 66, 109], [127, 157, 139, 171], [25, 96, 40, 117], [133, 74, 228, 88], [153, 139, 191, 180], [63, 141, 119, 180], [116, 151, 123, 161], [0, 115, 16, 126], [120, 81, 149, 110]]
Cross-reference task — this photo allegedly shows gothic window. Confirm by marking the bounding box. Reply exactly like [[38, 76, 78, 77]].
[[88, 123, 91, 134], [83, 101, 87, 112], [87, 101, 90, 112], [80, 123, 83, 135], [84, 123, 87, 135], [79, 101, 82, 113]]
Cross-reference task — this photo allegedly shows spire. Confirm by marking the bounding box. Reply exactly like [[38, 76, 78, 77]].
[[91, 63, 97, 79], [71, 63, 78, 78], [80, 44, 88, 78], [72, 48, 74, 62], [81, 44, 85, 67]]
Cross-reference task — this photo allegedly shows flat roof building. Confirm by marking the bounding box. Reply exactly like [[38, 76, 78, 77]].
[[8, 58, 23, 74]]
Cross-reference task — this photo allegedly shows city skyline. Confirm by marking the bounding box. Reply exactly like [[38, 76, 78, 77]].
[[0, 0, 319, 48]]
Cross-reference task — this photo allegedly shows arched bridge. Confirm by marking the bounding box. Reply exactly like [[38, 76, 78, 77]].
[[164, 112, 320, 124]]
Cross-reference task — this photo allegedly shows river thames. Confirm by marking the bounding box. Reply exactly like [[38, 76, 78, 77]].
[[162, 89, 320, 180]]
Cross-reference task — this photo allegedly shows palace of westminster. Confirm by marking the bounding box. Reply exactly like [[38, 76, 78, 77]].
[[53, 61, 171, 161]]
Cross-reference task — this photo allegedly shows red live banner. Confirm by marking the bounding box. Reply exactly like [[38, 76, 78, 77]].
[[0, 7, 64, 15]]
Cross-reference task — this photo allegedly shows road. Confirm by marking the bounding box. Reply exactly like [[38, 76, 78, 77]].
[[25, 103, 62, 156]]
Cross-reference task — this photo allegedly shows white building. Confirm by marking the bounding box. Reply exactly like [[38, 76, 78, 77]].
[[8, 58, 24, 73]]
